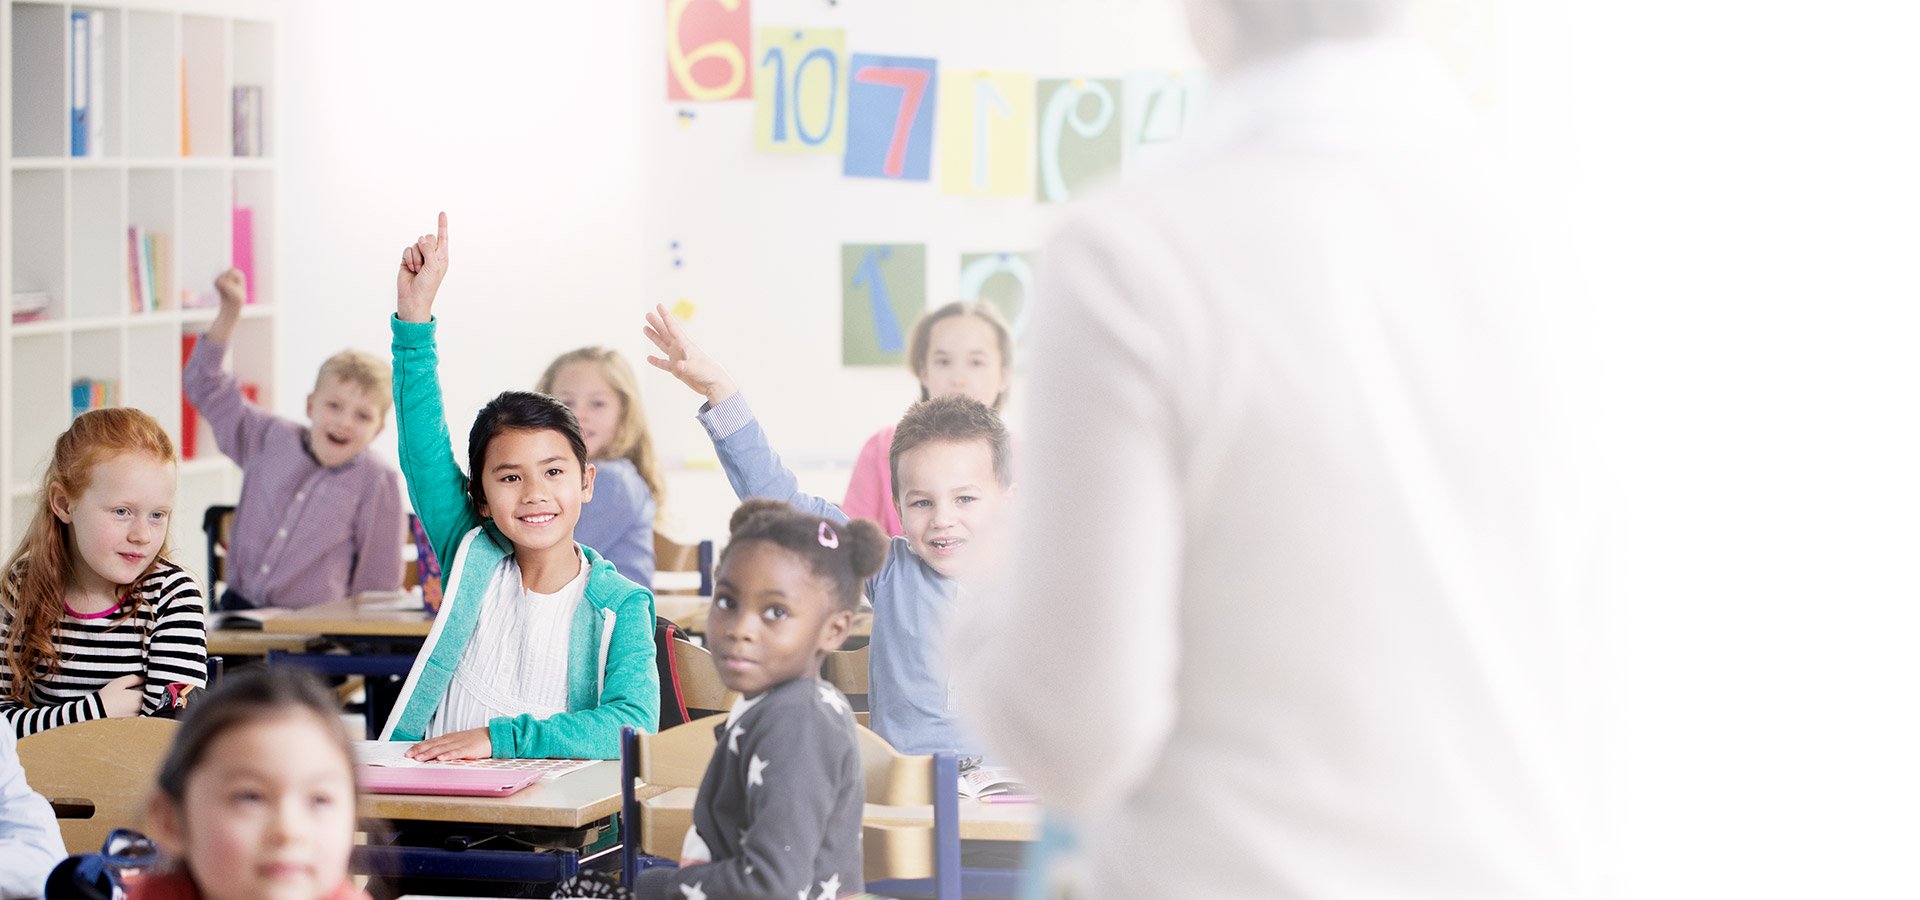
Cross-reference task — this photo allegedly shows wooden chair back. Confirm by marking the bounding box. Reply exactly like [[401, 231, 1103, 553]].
[[637, 716, 720, 789], [652, 532, 714, 595], [17, 717, 180, 854], [669, 639, 740, 715], [822, 644, 869, 695]]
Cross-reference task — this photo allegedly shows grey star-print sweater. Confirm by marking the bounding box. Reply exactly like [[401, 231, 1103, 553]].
[[633, 676, 864, 900]]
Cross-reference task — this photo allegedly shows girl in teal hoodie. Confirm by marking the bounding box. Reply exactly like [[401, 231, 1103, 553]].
[[381, 213, 657, 761]]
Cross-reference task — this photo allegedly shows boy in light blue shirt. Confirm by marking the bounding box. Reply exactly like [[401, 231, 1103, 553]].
[[644, 304, 1015, 756], [0, 727, 65, 898]]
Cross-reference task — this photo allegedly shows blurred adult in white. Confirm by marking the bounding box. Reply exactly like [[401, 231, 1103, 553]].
[[952, 0, 1601, 897], [0, 727, 64, 899]]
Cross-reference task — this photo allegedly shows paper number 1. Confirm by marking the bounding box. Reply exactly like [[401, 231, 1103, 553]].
[[853, 247, 905, 353]]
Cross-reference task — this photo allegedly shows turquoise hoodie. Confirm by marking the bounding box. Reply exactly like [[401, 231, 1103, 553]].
[[381, 316, 658, 758]]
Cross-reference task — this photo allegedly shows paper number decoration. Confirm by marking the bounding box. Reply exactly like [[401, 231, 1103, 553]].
[[755, 28, 847, 153], [938, 72, 1035, 197], [958, 252, 1035, 336], [1036, 78, 1123, 203], [667, 0, 753, 101], [845, 55, 938, 181], [842, 243, 926, 366], [1123, 70, 1202, 169]]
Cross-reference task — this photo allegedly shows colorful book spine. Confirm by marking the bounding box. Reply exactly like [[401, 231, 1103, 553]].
[[180, 58, 190, 156], [128, 227, 148, 313], [153, 233, 174, 310], [129, 228, 153, 312], [232, 207, 256, 304], [141, 233, 158, 312], [87, 11, 104, 156], [70, 12, 88, 157], [232, 86, 264, 156], [181, 334, 200, 459]]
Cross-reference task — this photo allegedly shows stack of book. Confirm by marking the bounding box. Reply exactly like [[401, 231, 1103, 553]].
[[128, 227, 175, 313], [11, 291, 52, 324], [71, 378, 119, 418]]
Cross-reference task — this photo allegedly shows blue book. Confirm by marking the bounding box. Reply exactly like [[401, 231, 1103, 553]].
[[69, 11, 88, 157]]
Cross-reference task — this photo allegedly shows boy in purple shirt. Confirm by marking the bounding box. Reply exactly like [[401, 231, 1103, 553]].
[[183, 268, 405, 609]]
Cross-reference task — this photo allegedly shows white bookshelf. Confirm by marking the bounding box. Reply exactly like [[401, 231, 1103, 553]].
[[2, 0, 278, 585]]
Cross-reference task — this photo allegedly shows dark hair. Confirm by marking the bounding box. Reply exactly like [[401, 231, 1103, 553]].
[[465, 390, 590, 509], [907, 301, 1014, 410], [888, 395, 1013, 500], [720, 500, 887, 612], [154, 668, 356, 803]]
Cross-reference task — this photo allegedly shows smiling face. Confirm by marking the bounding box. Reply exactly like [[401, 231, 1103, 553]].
[[545, 362, 623, 461], [304, 375, 385, 468], [476, 427, 595, 555], [150, 711, 357, 900], [708, 541, 851, 698], [918, 315, 1008, 409], [896, 438, 1011, 579], [51, 451, 176, 595]]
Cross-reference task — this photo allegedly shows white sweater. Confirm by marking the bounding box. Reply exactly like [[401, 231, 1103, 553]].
[[953, 37, 1600, 899]]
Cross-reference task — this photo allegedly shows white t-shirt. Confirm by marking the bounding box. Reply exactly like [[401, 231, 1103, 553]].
[[427, 551, 589, 737]]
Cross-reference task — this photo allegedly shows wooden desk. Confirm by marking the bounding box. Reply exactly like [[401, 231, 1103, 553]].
[[264, 595, 434, 639], [363, 761, 621, 830], [206, 628, 321, 657], [635, 784, 1039, 855]]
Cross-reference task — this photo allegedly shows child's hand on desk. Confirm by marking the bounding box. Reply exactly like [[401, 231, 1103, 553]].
[[405, 727, 493, 762], [396, 211, 450, 324], [643, 302, 738, 406]]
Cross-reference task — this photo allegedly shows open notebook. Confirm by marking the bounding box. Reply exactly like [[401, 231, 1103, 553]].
[[353, 740, 597, 781]]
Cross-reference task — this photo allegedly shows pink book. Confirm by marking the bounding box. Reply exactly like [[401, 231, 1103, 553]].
[[231, 206, 255, 304], [357, 766, 543, 798]]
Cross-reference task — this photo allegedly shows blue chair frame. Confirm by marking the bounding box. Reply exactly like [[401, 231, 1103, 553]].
[[266, 649, 415, 739], [619, 725, 681, 887]]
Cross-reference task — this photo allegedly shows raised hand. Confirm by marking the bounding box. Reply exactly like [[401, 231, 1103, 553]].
[[643, 302, 738, 406], [207, 267, 247, 344], [98, 673, 146, 718], [396, 211, 450, 323]]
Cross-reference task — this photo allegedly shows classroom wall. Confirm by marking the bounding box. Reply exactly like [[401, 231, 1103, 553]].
[[275, 0, 1198, 538]]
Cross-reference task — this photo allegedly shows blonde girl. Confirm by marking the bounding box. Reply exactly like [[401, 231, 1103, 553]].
[[537, 347, 664, 586], [842, 301, 1013, 536], [0, 408, 208, 737]]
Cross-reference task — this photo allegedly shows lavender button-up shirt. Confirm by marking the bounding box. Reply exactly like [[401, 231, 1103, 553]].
[[184, 338, 405, 608]]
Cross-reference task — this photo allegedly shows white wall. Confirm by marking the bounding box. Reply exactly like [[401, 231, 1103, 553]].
[[277, 2, 1920, 895], [277, 0, 1197, 538]]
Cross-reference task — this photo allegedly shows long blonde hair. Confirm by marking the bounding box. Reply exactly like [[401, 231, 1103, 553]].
[[537, 347, 665, 511], [3, 408, 176, 702]]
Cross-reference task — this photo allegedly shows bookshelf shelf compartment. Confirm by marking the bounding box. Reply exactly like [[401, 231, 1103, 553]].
[[3, 0, 278, 573]]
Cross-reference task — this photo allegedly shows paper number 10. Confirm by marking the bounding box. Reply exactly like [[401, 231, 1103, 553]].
[[763, 46, 839, 146]]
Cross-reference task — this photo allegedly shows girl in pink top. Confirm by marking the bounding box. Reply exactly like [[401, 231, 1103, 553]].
[[842, 302, 1014, 536]]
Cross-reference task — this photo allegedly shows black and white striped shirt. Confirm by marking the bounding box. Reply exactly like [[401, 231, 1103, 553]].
[[1, 559, 208, 737]]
